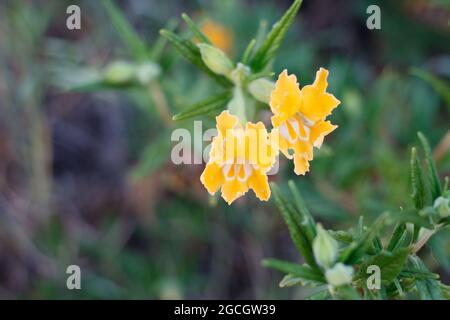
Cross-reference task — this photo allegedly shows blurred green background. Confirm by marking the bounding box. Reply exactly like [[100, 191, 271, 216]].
[[0, 0, 449, 299]]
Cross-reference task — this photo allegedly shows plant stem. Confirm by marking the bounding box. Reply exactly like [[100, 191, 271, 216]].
[[148, 80, 173, 127]]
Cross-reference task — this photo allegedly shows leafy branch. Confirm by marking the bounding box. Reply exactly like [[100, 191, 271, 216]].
[[264, 133, 450, 300]]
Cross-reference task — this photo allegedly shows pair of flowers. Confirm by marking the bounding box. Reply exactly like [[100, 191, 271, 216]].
[[201, 68, 341, 204]]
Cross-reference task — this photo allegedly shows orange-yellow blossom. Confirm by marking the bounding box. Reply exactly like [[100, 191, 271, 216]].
[[200, 19, 233, 54], [200, 111, 279, 204], [269, 68, 340, 175]]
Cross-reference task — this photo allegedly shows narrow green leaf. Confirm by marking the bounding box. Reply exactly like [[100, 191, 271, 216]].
[[410, 147, 432, 209], [241, 38, 256, 65], [306, 289, 331, 300], [399, 268, 439, 280], [250, 0, 303, 71], [410, 256, 444, 300], [389, 209, 434, 229], [172, 91, 231, 121], [181, 13, 211, 44], [279, 274, 322, 288], [101, 0, 148, 61], [387, 221, 407, 251], [339, 213, 388, 264], [160, 29, 232, 87], [262, 258, 325, 283], [150, 19, 178, 61], [271, 183, 318, 269], [417, 132, 442, 200], [288, 180, 316, 242], [329, 230, 353, 244]]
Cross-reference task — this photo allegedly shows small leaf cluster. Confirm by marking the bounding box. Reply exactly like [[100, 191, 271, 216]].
[[264, 133, 450, 300], [161, 0, 303, 122]]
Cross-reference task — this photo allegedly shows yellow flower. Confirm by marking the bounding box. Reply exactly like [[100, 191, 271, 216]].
[[200, 111, 278, 204], [269, 68, 340, 175], [200, 19, 233, 55]]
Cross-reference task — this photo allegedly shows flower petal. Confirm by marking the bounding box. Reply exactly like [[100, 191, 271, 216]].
[[300, 68, 340, 122], [270, 69, 302, 122], [311, 120, 337, 148], [248, 170, 271, 201], [200, 162, 224, 195], [293, 153, 311, 175], [216, 110, 239, 137], [221, 179, 248, 204]]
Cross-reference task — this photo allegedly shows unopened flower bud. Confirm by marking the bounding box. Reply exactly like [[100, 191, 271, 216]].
[[433, 196, 450, 218], [325, 263, 354, 287], [103, 61, 136, 85], [197, 43, 234, 77], [136, 61, 161, 85], [248, 78, 274, 104], [313, 224, 338, 269]]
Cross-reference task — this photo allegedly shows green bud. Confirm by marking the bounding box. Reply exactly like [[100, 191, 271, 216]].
[[325, 263, 354, 287], [313, 224, 339, 269], [197, 43, 234, 77], [103, 61, 136, 85], [433, 196, 450, 218], [136, 61, 161, 85], [248, 78, 274, 104]]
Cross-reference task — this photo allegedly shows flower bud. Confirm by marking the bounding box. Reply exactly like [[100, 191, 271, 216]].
[[433, 196, 450, 218], [325, 263, 354, 287], [103, 61, 136, 85], [136, 61, 161, 85], [248, 78, 274, 104], [197, 43, 234, 77], [313, 224, 338, 269]]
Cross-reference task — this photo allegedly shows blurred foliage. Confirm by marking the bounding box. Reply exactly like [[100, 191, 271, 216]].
[[0, 0, 449, 299]]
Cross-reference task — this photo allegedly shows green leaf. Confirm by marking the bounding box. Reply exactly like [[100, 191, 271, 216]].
[[241, 38, 256, 65], [399, 268, 439, 280], [339, 213, 388, 264], [387, 223, 407, 251], [159, 29, 232, 87], [150, 19, 178, 61], [389, 209, 434, 229], [279, 274, 322, 288], [288, 180, 316, 242], [355, 248, 411, 286], [172, 91, 231, 121], [271, 183, 319, 269], [250, 0, 303, 71], [410, 147, 432, 210], [329, 230, 353, 244], [417, 132, 442, 200], [410, 256, 445, 300], [181, 13, 211, 45], [306, 289, 331, 300], [411, 68, 450, 113], [101, 0, 149, 61], [262, 258, 325, 283]]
